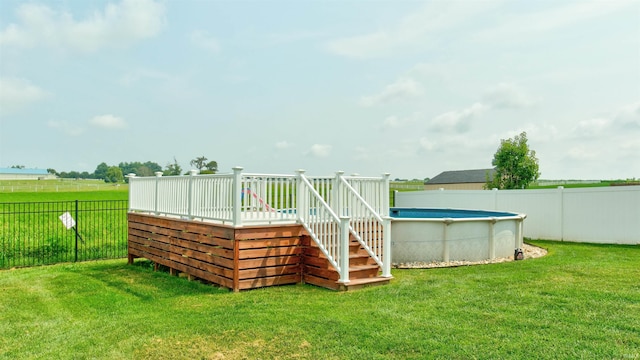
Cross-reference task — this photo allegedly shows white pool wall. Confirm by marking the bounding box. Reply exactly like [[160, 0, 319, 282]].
[[391, 211, 525, 263]]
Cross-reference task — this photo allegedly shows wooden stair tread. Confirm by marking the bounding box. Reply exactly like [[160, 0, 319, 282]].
[[349, 264, 379, 270], [338, 276, 392, 291], [343, 276, 391, 285]]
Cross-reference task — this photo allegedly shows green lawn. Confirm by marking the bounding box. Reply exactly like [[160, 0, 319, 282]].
[[0, 190, 128, 202], [1, 240, 638, 359], [0, 179, 128, 202]]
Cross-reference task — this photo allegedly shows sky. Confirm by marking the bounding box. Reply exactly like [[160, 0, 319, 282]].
[[0, 0, 639, 180]]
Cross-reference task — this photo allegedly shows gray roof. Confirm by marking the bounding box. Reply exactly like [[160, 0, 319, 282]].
[[426, 168, 495, 185], [0, 168, 49, 175]]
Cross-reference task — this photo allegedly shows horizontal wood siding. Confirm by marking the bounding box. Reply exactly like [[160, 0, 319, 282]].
[[128, 213, 303, 291], [233, 226, 303, 290]]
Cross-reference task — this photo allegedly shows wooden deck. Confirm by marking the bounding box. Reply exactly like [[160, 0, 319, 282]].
[[128, 213, 391, 291]]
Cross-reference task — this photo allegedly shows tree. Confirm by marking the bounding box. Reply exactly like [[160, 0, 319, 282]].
[[118, 161, 162, 177], [486, 131, 540, 190], [94, 162, 109, 180], [11, 165, 25, 169], [190, 156, 208, 171], [164, 157, 182, 176], [47, 168, 57, 175], [104, 166, 124, 183], [200, 160, 218, 174]]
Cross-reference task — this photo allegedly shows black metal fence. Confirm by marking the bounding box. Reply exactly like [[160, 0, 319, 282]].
[[0, 200, 128, 269]]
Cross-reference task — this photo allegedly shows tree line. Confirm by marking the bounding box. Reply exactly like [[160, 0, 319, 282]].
[[50, 156, 218, 183]]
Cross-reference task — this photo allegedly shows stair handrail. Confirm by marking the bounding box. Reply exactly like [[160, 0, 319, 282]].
[[337, 176, 392, 278], [297, 170, 350, 283]]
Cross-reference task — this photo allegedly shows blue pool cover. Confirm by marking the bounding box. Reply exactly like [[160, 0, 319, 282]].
[[390, 208, 516, 219]]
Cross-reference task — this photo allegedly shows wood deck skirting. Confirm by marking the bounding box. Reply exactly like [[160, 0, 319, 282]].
[[128, 213, 306, 291]]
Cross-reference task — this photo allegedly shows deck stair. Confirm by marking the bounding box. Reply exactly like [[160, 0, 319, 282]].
[[302, 234, 391, 291]]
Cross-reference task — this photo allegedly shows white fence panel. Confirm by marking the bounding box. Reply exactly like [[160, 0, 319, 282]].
[[496, 190, 562, 241], [395, 186, 640, 245], [562, 187, 640, 244]]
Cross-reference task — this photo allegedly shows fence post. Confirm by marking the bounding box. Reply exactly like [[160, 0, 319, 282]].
[[382, 173, 390, 216], [296, 170, 306, 223], [332, 171, 344, 216], [154, 171, 163, 215], [232, 167, 243, 227], [126, 173, 136, 212], [382, 216, 392, 278], [188, 169, 198, 220], [74, 199, 79, 262], [558, 186, 564, 241], [339, 216, 350, 284]]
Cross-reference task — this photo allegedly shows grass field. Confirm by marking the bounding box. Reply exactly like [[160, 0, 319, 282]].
[[0, 179, 128, 194], [0, 179, 128, 202], [0, 240, 638, 359], [0, 185, 129, 268], [0, 190, 128, 202]]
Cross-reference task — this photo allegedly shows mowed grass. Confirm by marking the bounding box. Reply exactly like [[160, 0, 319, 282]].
[[0, 190, 128, 202], [1, 240, 638, 359]]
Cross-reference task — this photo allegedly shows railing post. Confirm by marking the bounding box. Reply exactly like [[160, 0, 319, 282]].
[[232, 167, 243, 227], [296, 169, 306, 223], [382, 216, 392, 278], [333, 171, 344, 216], [187, 169, 198, 219], [126, 173, 136, 211], [339, 216, 350, 284], [381, 173, 390, 216], [154, 171, 163, 215]]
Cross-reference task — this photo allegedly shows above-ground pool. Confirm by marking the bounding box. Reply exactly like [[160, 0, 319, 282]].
[[390, 208, 526, 263]]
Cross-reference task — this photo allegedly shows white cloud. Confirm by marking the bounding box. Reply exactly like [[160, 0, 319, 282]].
[[0, 0, 165, 53], [119, 68, 174, 87], [89, 114, 127, 129], [47, 120, 84, 136], [572, 118, 612, 138], [360, 78, 422, 107], [263, 30, 324, 46], [189, 30, 220, 53], [567, 146, 598, 160], [0, 77, 48, 112], [326, 1, 498, 59], [429, 102, 488, 133], [613, 101, 640, 131], [418, 137, 435, 151], [353, 146, 369, 161], [474, 0, 637, 43], [570, 102, 640, 140], [383, 116, 402, 129], [483, 83, 536, 109], [307, 144, 332, 158], [275, 141, 294, 150]]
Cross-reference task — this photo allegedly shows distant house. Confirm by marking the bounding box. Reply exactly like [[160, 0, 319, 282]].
[[0, 168, 56, 180], [424, 168, 495, 190]]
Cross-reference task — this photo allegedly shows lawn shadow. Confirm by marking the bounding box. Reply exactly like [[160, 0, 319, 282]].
[[73, 259, 230, 301]]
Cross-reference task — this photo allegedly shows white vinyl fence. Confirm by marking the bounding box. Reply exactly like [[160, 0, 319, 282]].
[[395, 186, 640, 245]]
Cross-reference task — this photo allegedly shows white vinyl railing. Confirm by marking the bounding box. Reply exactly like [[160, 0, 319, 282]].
[[128, 167, 392, 282], [342, 173, 391, 217], [296, 170, 351, 283], [336, 176, 392, 278]]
